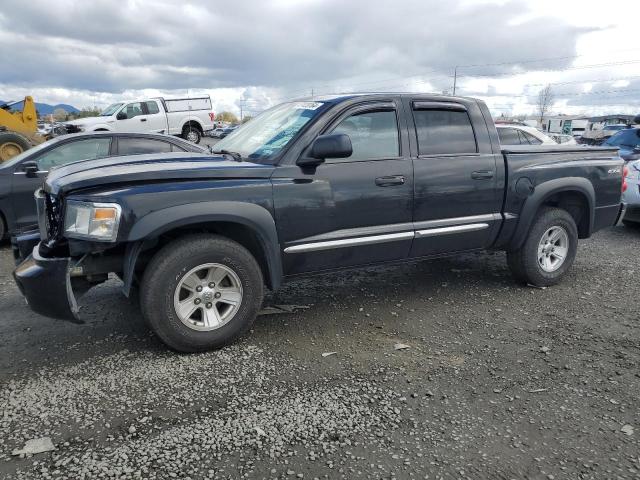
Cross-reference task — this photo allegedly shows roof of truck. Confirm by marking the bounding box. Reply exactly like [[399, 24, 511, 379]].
[[292, 92, 475, 103]]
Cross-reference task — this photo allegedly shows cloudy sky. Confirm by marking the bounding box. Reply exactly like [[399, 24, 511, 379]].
[[0, 0, 639, 118]]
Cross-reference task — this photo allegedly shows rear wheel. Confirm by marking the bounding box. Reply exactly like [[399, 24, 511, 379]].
[[507, 207, 578, 287], [140, 234, 263, 352], [182, 125, 202, 144], [0, 214, 6, 241], [0, 131, 31, 162]]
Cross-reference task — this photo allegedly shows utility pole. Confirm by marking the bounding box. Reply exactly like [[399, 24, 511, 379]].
[[311, 88, 314, 100], [452, 66, 458, 96], [239, 99, 245, 122]]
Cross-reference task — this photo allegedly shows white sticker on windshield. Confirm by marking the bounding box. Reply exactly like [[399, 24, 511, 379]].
[[292, 102, 323, 111]]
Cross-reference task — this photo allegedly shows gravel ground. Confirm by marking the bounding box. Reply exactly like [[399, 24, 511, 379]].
[[0, 226, 639, 479]]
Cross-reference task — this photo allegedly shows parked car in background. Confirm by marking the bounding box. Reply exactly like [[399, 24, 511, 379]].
[[622, 159, 640, 227], [0, 132, 206, 238], [582, 117, 634, 145], [209, 128, 225, 138], [549, 133, 578, 145], [496, 124, 556, 145], [63, 96, 216, 144], [218, 126, 238, 138], [603, 127, 640, 161], [13, 93, 623, 352]]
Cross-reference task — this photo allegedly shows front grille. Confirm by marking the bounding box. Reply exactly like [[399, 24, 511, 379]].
[[44, 193, 63, 241]]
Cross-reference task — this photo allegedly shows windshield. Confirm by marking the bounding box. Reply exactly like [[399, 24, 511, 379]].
[[604, 129, 640, 147], [212, 101, 329, 162], [100, 103, 124, 116]]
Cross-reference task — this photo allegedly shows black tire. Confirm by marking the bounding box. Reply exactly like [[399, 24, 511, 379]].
[[0, 213, 6, 241], [140, 234, 264, 352], [182, 125, 202, 144], [0, 131, 31, 162], [507, 207, 578, 287]]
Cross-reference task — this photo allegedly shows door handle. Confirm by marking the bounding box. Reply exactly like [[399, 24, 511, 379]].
[[471, 170, 494, 180], [375, 175, 405, 187], [140, 118, 147, 122]]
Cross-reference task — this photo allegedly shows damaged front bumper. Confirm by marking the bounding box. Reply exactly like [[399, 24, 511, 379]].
[[13, 242, 83, 323]]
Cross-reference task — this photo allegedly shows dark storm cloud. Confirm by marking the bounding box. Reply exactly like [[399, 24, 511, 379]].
[[0, 0, 588, 94]]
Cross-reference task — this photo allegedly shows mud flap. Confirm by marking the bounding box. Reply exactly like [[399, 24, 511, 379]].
[[13, 246, 83, 323]]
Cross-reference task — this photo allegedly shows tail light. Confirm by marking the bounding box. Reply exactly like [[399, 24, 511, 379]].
[[622, 165, 628, 193]]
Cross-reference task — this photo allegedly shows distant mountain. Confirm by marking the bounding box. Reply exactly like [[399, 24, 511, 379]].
[[0, 100, 80, 115]]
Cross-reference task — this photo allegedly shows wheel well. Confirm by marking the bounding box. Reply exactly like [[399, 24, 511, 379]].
[[541, 190, 590, 238], [138, 222, 272, 289], [182, 121, 203, 133], [94, 128, 109, 131]]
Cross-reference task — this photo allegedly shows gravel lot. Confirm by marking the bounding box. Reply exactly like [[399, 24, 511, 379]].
[[0, 225, 639, 479]]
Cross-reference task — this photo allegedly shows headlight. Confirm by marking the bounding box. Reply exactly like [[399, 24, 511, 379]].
[[64, 201, 122, 242]]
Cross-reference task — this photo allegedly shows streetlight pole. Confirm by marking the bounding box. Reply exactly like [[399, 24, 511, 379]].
[[452, 66, 458, 96]]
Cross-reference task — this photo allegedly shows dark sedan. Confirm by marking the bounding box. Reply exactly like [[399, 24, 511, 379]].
[[0, 132, 206, 238]]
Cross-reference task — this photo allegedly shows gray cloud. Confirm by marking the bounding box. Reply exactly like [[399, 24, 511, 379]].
[[2, 0, 636, 116], [0, 0, 585, 92]]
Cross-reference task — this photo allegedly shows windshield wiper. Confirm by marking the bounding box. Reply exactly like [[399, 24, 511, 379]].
[[213, 149, 243, 162]]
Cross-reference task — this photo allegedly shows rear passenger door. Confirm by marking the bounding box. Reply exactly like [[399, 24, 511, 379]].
[[142, 100, 169, 133], [404, 99, 503, 257], [115, 137, 175, 156]]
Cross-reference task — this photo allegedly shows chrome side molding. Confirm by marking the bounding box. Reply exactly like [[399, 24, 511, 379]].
[[284, 231, 415, 253], [285, 215, 498, 254], [415, 223, 489, 238]]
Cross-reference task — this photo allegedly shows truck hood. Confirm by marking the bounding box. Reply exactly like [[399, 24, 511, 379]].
[[64, 116, 111, 127], [44, 152, 276, 195]]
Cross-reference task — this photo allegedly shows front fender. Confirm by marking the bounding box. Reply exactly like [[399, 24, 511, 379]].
[[125, 201, 283, 290], [507, 177, 595, 251]]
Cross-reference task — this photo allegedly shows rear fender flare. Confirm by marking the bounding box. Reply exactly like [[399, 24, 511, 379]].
[[508, 177, 595, 251], [180, 118, 204, 133], [124, 201, 282, 291]]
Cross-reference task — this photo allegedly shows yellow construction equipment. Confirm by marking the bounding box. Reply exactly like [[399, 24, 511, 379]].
[[0, 96, 45, 162]]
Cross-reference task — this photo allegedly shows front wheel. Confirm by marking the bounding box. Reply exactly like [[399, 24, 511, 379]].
[[507, 207, 578, 287], [140, 234, 264, 352]]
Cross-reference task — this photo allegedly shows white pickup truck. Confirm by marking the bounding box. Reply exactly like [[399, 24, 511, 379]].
[[64, 96, 215, 144]]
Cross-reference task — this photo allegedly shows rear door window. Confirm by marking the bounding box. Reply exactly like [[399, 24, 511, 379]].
[[413, 109, 477, 155], [497, 127, 521, 145], [117, 138, 173, 155], [145, 101, 160, 115], [521, 131, 542, 145]]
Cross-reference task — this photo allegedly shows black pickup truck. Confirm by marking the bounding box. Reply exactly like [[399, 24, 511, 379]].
[[13, 94, 624, 352]]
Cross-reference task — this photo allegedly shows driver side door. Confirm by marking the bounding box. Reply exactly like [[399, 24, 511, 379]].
[[272, 100, 414, 275]]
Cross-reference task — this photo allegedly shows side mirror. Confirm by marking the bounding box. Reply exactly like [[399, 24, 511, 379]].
[[116, 112, 127, 120], [22, 161, 39, 177], [297, 134, 352, 167]]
